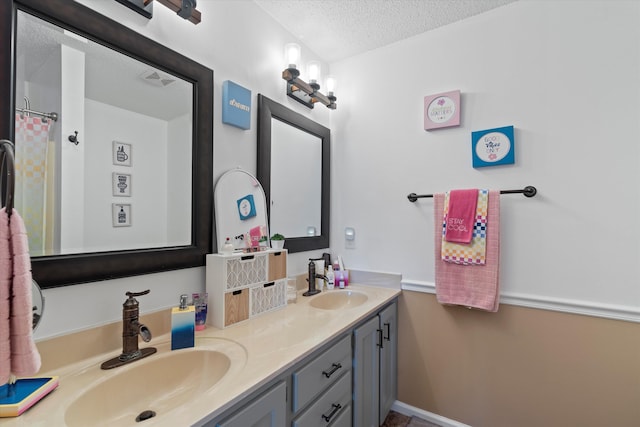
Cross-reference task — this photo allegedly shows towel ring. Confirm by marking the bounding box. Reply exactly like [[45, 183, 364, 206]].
[[0, 139, 15, 215]]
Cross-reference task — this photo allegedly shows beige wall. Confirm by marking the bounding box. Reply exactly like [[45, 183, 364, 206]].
[[398, 291, 640, 427]]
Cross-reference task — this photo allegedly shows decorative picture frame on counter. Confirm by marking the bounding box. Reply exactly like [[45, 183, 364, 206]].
[[237, 194, 257, 220], [113, 140, 132, 167], [424, 90, 461, 130], [112, 203, 132, 227], [471, 125, 515, 168], [112, 172, 132, 197]]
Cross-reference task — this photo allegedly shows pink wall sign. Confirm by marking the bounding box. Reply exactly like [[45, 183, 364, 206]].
[[424, 90, 461, 130]]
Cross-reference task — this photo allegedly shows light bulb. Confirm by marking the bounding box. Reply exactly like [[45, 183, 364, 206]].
[[325, 76, 337, 95], [284, 43, 300, 69], [308, 61, 321, 84]]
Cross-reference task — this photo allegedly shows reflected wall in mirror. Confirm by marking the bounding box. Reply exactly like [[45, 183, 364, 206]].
[[214, 168, 269, 252], [15, 10, 193, 256], [0, 0, 214, 288], [257, 94, 330, 253]]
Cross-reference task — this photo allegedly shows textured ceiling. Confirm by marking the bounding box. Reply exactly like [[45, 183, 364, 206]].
[[253, 0, 517, 62]]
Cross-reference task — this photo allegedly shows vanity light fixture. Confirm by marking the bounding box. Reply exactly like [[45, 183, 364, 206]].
[[116, 0, 202, 24], [282, 44, 337, 110], [157, 0, 200, 23]]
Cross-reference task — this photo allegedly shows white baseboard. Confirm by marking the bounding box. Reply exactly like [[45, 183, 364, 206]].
[[400, 280, 640, 323], [391, 400, 470, 427]]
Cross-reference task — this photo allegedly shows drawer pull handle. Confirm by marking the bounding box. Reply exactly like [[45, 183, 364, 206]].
[[232, 290, 242, 295], [263, 282, 275, 288], [322, 363, 342, 378], [384, 322, 391, 341], [240, 255, 255, 261], [273, 251, 282, 256], [321, 403, 342, 422]]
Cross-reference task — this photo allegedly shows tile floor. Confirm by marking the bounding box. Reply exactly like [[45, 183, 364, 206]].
[[381, 410, 441, 427]]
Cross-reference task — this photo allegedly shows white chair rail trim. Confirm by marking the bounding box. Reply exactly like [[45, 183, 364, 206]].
[[401, 280, 640, 323]]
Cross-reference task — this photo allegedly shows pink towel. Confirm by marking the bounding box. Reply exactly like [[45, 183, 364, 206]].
[[0, 208, 41, 385], [0, 208, 11, 385], [444, 189, 478, 243], [9, 209, 41, 377], [434, 191, 500, 312]]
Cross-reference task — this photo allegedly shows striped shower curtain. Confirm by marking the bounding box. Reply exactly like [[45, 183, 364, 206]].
[[14, 113, 54, 256]]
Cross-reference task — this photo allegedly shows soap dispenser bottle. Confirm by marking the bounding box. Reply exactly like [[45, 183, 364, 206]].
[[326, 264, 335, 290], [171, 294, 195, 350]]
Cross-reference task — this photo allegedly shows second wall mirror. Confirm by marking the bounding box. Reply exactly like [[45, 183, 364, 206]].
[[257, 94, 330, 253]]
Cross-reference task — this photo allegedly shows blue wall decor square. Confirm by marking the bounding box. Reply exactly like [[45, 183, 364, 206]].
[[471, 125, 515, 168], [222, 80, 251, 130]]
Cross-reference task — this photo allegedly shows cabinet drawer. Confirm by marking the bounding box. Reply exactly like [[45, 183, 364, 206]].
[[226, 254, 267, 290], [268, 251, 287, 281], [292, 373, 351, 427], [250, 280, 286, 316], [292, 335, 352, 412], [224, 290, 249, 327]]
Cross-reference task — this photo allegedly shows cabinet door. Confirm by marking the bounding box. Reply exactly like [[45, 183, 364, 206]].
[[352, 315, 380, 427], [224, 289, 249, 326], [379, 302, 397, 423], [216, 381, 286, 427], [267, 251, 287, 281]]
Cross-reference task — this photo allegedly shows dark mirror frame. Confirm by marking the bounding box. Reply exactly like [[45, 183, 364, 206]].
[[0, 0, 214, 288], [257, 94, 330, 253]]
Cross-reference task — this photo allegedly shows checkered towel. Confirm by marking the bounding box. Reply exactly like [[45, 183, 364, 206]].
[[441, 189, 488, 265]]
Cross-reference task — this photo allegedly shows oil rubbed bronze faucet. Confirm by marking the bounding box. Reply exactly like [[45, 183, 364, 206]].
[[101, 290, 157, 369], [304, 259, 326, 296]]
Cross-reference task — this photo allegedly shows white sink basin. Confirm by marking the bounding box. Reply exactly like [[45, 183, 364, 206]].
[[64, 338, 246, 427], [309, 290, 368, 310]]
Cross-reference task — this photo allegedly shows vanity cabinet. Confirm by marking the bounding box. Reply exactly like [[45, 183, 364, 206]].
[[206, 250, 287, 328], [353, 301, 398, 427], [199, 299, 398, 427], [214, 381, 286, 427]]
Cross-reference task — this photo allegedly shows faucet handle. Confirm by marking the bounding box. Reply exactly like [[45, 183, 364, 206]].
[[124, 290, 150, 308], [126, 290, 150, 298]]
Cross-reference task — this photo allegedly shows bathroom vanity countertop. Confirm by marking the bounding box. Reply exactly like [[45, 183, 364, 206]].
[[4, 283, 399, 427]]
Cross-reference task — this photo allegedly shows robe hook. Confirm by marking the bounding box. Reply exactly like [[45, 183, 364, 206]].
[[68, 131, 79, 145]]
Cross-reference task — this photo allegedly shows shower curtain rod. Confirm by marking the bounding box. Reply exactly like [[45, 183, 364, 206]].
[[407, 185, 537, 202], [16, 107, 58, 122]]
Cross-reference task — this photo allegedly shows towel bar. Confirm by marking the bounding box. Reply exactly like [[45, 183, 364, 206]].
[[407, 186, 537, 202]]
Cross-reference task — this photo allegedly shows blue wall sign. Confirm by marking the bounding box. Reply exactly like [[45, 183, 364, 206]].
[[471, 125, 515, 168], [222, 80, 251, 130]]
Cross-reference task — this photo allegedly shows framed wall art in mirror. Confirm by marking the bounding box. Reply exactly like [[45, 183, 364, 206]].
[[0, 0, 214, 288], [257, 94, 330, 253]]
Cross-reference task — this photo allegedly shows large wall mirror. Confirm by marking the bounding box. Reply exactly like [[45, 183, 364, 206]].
[[257, 95, 329, 253], [0, 0, 214, 288]]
